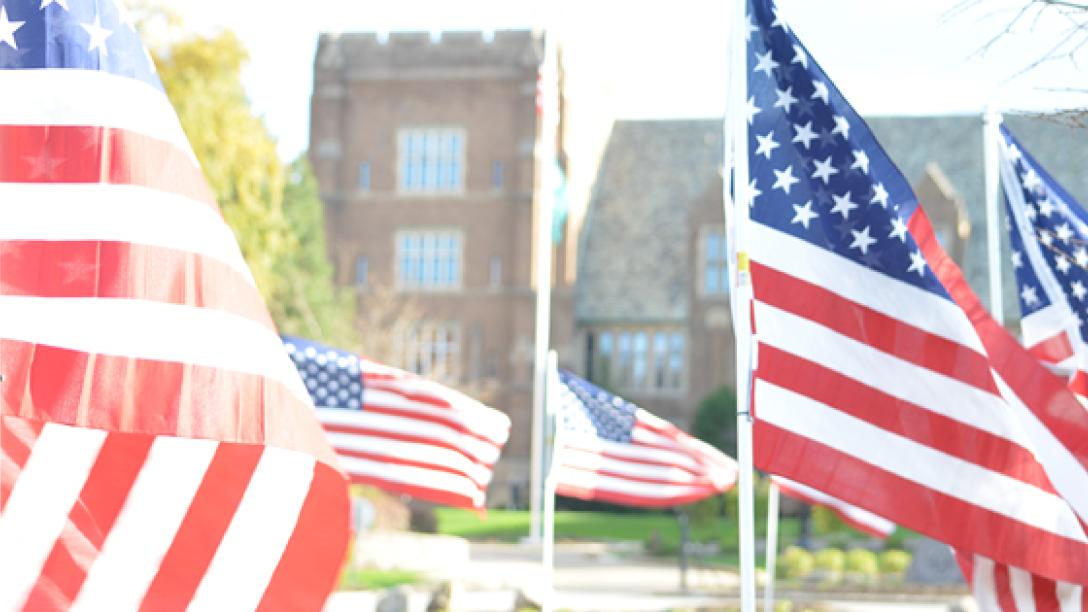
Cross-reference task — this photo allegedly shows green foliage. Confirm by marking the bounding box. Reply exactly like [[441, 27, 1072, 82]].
[[692, 386, 738, 455], [813, 548, 845, 574], [844, 548, 879, 580], [155, 32, 355, 344], [273, 157, 357, 344], [156, 32, 289, 304], [878, 549, 912, 576], [776, 546, 814, 579], [338, 567, 421, 591]]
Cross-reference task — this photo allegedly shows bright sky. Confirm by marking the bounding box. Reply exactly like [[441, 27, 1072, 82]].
[[168, 1, 1088, 160]]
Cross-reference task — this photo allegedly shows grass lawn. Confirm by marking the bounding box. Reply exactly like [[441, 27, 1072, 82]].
[[436, 508, 802, 562], [338, 567, 422, 591]]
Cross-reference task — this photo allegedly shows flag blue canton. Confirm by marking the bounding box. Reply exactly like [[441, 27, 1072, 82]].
[[0, 0, 160, 88], [1001, 126, 1088, 335], [283, 336, 365, 411], [556, 369, 637, 443], [746, 0, 947, 299]]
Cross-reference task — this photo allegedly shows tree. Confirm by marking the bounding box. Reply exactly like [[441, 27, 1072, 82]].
[[692, 385, 738, 457], [153, 31, 357, 346], [274, 157, 358, 345]]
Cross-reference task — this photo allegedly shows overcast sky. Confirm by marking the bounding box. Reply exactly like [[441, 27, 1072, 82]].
[[165, 1, 1088, 160]]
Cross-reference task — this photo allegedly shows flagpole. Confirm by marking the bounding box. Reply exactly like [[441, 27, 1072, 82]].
[[541, 350, 560, 612], [530, 29, 558, 543], [725, 1, 757, 611], [763, 482, 781, 612], [983, 105, 1004, 322]]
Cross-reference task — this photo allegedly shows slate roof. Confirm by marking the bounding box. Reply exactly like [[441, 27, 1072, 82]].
[[576, 114, 1088, 323], [575, 119, 722, 324]]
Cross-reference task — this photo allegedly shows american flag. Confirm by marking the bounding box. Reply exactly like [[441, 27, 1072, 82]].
[[999, 124, 1088, 397], [0, 1, 349, 610], [770, 476, 894, 539], [976, 123, 1088, 609], [549, 368, 737, 508], [284, 336, 511, 511], [744, 0, 1088, 593]]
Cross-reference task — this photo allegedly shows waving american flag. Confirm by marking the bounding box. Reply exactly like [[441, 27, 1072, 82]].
[[284, 337, 511, 511], [0, 1, 349, 610], [744, 0, 1088, 595], [550, 368, 736, 508]]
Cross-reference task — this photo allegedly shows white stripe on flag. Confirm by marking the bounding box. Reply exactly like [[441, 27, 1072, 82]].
[[0, 69, 194, 159], [554, 466, 709, 500], [0, 424, 106, 611], [0, 296, 309, 404], [972, 556, 1001, 612], [324, 431, 492, 487], [188, 447, 316, 612], [359, 387, 510, 445], [756, 380, 1087, 543], [318, 408, 500, 466], [559, 447, 704, 484], [70, 436, 218, 612], [0, 183, 253, 283]]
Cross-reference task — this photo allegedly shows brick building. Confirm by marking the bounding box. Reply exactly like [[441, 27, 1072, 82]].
[[308, 30, 606, 505]]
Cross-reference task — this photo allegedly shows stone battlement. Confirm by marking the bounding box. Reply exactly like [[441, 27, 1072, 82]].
[[315, 30, 541, 73]]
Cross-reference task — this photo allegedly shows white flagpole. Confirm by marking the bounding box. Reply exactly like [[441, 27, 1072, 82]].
[[541, 350, 560, 612], [983, 106, 1004, 322], [763, 482, 781, 612], [530, 29, 558, 543], [724, 1, 756, 611]]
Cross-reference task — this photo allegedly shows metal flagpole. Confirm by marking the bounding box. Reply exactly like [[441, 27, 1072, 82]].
[[530, 29, 558, 543], [983, 106, 1004, 322], [541, 350, 560, 612], [763, 483, 781, 612], [724, 0, 756, 611]]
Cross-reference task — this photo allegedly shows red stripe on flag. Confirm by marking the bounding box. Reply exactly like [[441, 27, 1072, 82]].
[[1032, 572, 1062, 612], [1, 340, 334, 467], [554, 483, 720, 509], [256, 463, 350, 612], [0, 124, 214, 206], [755, 420, 1088, 585], [1028, 331, 1076, 365], [758, 344, 1058, 494], [138, 443, 263, 612], [559, 460, 713, 488], [23, 432, 153, 610], [993, 564, 1017, 612], [752, 261, 999, 395], [560, 440, 705, 477], [0, 241, 272, 329]]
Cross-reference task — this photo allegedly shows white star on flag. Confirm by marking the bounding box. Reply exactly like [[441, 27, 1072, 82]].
[[851, 150, 870, 174], [811, 80, 830, 104], [1011, 250, 1023, 269], [755, 131, 780, 159], [830, 192, 857, 219], [745, 96, 761, 125], [1056, 255, 1072, 274], [81, 14, 113, 56], [1021, 285, 1040, 306], [792, 121, 818, 149], [811, 156, 838, 185], [791, 44, 807, 69], [773, 86, 798, 113], [831, 115, 850, 139], [39, 0, 69, 10], [0, 6, 24, 50], [870, 182, 889, 208], [772, 165, 800, 194], [907, 250, 927, 276], [753, 50, 778, 77], [1073, 281, 1088, 301], [889, 216, 908, 242], [849, 226, 877, 255], [1056, 223, 1074, 243], [791, 200, 818, 229]]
